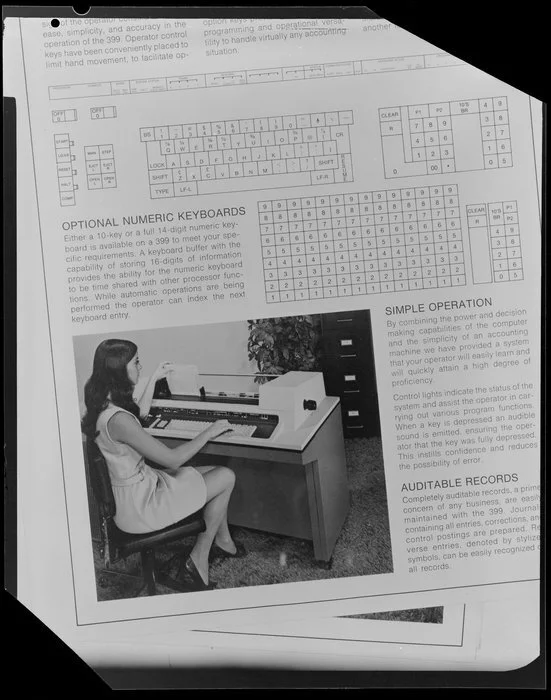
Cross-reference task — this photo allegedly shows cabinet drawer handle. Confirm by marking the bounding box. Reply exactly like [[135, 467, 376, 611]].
[[346, 425, 365, 429]]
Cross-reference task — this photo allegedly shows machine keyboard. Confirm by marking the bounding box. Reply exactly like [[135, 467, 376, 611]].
[[144, 406, 278, 439], [160, 418, 256, 438]]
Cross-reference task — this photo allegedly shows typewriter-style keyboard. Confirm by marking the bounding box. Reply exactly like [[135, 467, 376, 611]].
[[140, 110, 354, 198]]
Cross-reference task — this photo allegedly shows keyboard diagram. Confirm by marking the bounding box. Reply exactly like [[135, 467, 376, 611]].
[[52, 109, 77, 124], [140, 110, 354, 198], [380, 96, 512, 179], [84, 144, 117, 190], [466, 200, 523, 283], [259, 184, 466, 303], [54, 133, 78, 206]]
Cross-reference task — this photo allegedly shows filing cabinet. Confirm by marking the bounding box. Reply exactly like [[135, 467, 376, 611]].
[[320, 310, 381, 438]]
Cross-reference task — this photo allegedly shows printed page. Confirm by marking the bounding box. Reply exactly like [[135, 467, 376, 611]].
[[7, 12, 541, 655], [57, 595, 540, 676], [85, 604, 481, 673]]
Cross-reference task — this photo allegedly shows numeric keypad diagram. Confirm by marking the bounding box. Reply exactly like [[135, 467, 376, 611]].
[[259, 185, 466, 303], [380, 97, 512, 178], [467, 201, 523, 283]]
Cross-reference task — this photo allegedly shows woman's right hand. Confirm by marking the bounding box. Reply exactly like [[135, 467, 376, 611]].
[[203, 419, 234, 441]]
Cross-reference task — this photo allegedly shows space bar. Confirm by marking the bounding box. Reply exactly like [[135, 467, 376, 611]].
[[197, 172, 311, 195]]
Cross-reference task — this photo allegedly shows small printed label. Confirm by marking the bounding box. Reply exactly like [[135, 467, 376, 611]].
[[344, 374, 356, 381], [340, 339, 353, 346], [348, 410, 359, 417]]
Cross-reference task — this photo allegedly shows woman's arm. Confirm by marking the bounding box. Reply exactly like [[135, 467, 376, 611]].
[[136, 361, 174, 419], [108, 412, 233, 474]]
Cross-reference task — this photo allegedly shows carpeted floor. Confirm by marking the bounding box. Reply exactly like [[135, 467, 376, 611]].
[[343, 607, 444, 624], [95, 436, 393, 601]]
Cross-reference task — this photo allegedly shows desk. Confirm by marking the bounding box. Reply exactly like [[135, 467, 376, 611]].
[[155, 400, 350, 563]]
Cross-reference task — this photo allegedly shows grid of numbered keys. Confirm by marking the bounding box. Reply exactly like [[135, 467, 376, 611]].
[[140, 110, 354, 198], [259, 185, 465, 303], [408, 97, 512, 170], [477, 97, 512, 168], [380, 96, 512, 177], [467, 201, 523, 283], [488, 201, 522, 281]]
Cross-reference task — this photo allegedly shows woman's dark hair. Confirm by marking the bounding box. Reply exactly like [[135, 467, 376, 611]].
[[81, 339, 141, 438]]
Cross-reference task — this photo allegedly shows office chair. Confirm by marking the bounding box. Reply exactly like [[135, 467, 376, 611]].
[[85, 438, 206, 596]]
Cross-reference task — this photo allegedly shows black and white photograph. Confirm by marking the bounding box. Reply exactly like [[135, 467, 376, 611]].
[[73, 310, 392, 600]]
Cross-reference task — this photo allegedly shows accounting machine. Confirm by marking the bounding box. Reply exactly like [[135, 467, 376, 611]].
[[144, 364, 349, 563], [144, 365, 329, 451]]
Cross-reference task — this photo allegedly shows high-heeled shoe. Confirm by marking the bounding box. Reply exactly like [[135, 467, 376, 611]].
[[210, 541, 247, 560], [183, 556, 217, 591]]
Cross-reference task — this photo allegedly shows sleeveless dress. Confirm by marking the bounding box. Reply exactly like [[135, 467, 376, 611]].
[[95, 404, 207, 534]]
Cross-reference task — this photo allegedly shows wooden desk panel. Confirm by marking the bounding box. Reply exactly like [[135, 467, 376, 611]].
[[303, 406, 350, 561], [226, 457, 312, 540]]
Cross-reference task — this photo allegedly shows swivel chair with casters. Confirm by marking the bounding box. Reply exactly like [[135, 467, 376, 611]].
[[85, 438, 206, 596]]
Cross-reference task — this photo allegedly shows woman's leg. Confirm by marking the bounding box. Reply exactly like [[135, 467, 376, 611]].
[[194, 466, 237, 553], [189, 466, 235, 584]]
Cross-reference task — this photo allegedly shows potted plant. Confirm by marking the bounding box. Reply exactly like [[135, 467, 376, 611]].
[[247, 316, 322, 383]]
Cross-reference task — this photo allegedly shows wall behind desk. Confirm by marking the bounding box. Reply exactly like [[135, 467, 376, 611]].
[[73, 321, 256, 411]]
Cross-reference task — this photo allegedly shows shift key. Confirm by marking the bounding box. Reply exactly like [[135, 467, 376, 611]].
[[314, 155, 338, 170]]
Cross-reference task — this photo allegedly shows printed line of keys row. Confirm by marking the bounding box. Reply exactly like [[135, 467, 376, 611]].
[[149, 132, 348, 158], [140, 111, 353, 141]]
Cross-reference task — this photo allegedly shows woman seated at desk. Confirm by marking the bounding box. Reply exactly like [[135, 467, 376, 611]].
[[81, 338, 245, 590]]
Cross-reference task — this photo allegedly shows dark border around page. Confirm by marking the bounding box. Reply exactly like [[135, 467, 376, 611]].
[[2, 3, 550, 102], [3, 2, 546, 690], [4, 97, 17, 598]]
